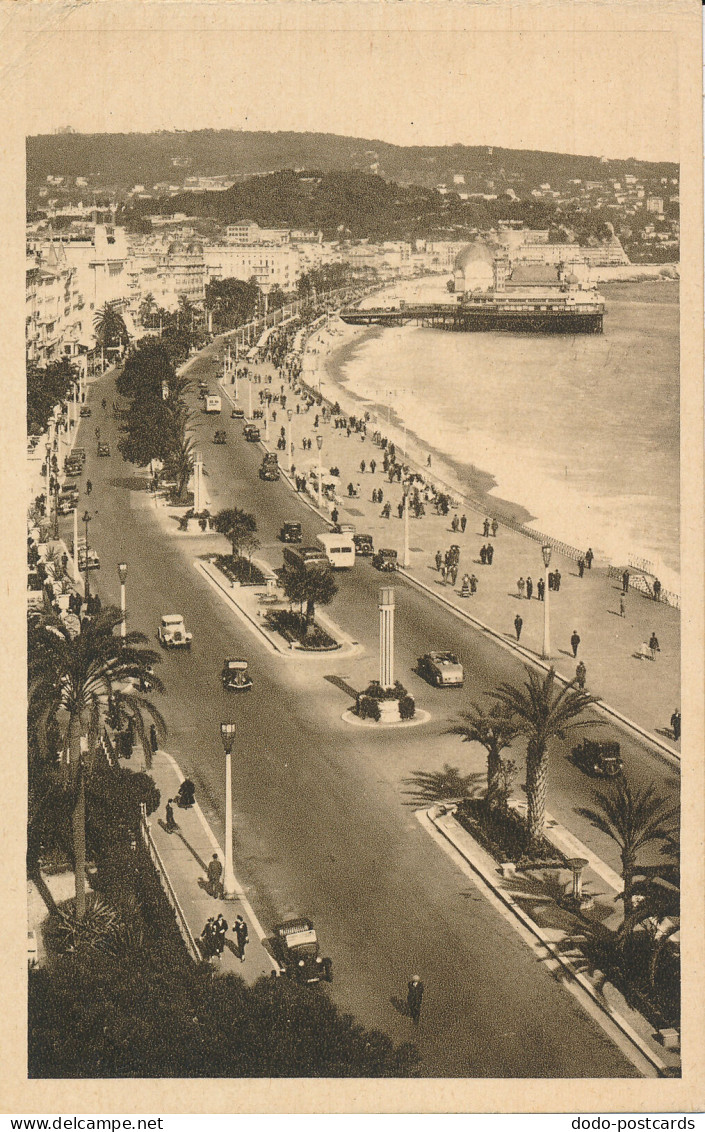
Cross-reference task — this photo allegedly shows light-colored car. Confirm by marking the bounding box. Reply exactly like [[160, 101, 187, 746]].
[[417, 651, 464, 687], [158, 614, 193, 648]]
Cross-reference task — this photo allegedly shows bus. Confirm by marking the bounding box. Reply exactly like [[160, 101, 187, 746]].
[[316, 532, 355, 569]]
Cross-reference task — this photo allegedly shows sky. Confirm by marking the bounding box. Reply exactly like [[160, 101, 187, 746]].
[[13, 6, 680, 162]]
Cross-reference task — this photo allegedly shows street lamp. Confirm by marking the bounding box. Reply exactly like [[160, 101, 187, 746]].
[[541, 544, 552, 659], [402, 482, 410, 568], [316, 434, 323, 509], [287, 409, 294, 474], [117, 562, 128, 638], [82, 510, 92, 601], [219, 722, 238, 899], [248, 372, 253, 419]]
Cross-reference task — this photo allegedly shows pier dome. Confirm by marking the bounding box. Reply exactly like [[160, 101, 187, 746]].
[[453, 240, 496, 293]]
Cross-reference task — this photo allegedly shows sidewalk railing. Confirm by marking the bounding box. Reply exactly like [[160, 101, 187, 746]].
[[607, 566, 680, 610], [138, 802, 201, 962]]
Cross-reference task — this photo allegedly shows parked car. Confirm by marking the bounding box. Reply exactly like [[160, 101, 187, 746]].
[[352, 533, 374, 556], [77, 546, 100, 571], [573, 739, 623, 777], [280, 521, 303, 543], [231, 407, 245, 419], [372, 547, 398, 572], [80, 406, 91, 418], [158, 614, 193, 649], [57, 494, 77, 515], [213, 430, 227, 444], [221, 657, 253, 692], [64, 457, 82, 477], [72, 447, 86, 465], [272, 917, 332, 984], [417, 651, 464, 688], [97, 442, 110, 457], [243, 424, 261, 442]]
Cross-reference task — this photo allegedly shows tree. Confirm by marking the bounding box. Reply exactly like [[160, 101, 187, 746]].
[[28, 607, 164, 919], [163, 433, 196, 502], [490, 667, 598, 843], [577, 779, 678, 922], [93, 302, 129, 353], [456, 703, 519, 808], [139, 293, 157, 328], [281, 565, 338, 634], [205, 277, 259, 332], [212, 508, 257, 556]]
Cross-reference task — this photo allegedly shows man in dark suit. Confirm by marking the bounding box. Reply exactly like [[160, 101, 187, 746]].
[[407, 975, 424, 1024]]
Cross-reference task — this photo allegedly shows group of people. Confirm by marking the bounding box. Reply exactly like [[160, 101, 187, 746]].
[[435, 545, 462, 587], [198, 912, 250, 962]]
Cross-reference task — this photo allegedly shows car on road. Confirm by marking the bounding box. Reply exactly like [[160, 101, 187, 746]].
[[372, 547, 397, 572], [158, 614, 193, 649], [77, 546, 100, 571], [572, 739, 623, 777], [352, 533, 374, 556], [243, 424, 261, 442], [213, 430, 227, 444], [64, 457, 83, 477], [280, 521, 303, 543], [80, 406, 92, 418], [221, 657, 253, 692], [58, 488, 79, 515], [272, 917, 332, 984], [73, 447, 86, 465], [259, 453, 280, 481], [417, 651, 464, 688], [97, 442, 110, 457], [231, 407, 245, 419]]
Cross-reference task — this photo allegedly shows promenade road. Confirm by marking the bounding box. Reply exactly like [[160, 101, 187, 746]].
[[54, 358, 661, 1079]]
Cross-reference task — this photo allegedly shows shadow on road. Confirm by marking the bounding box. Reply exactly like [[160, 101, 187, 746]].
[[324, 674, 359, 699], [402, 764, 483, 806], [390, 995, 410, 1018]]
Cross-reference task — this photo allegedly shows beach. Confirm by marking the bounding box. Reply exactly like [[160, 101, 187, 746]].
[[305, 277, 680, 592]]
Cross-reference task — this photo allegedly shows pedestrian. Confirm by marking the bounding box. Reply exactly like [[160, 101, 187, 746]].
[[578, 558, 585, 578], [397, 501, 404, 520], [486, 544, 494, 566], [461, 573, 470, 597], [427, 454, 432, 467], [460, 514, 467, 533], [619, 592, 626, 618], [585, 548, 594, 570], [575, 661, 587, 689], [377, 488, 383, 504], [331, 507, 339, 526], [622, 569, 630, 592], [653, 578, 662, 602], [360, 460, 366, 475], [648, 632, 660, 661], [382, 502, 391, 519], [86, 479, 92, 495], [206, 853, 223, 899], [234, 915, 249, 962], [407, 976, 424, 1025], [469, 574, 478, 594], [547, 571, 554, 591], [526, 576, 533, 601], [554, 570, 561, 591], [537, 578, 545, 602], [451, 514, 459, 533], [491, 519, 498, 538], [570, 630, 581, 658], [61, 552, 69, 575], [514, 614, 523, 641], [517, 577, 525, 599], [165, 798, 178, 833], [435, 550, 443, 572], [670, 709, 681, 741], [198, 918, 218, 959], [214, 913, 229, 956], [449, 564, 458, 587], [480, 545, 487, 565], [370, 459, 376, 475], [483, 518, 490, 538], [440, 563, 448, 584]]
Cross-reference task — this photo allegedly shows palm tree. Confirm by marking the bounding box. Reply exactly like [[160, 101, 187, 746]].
[[93, 302, 129, 355], [455, 703, 519, 808], [490, 667, 598, 843], [577, 778, 678, 922], [28, 607, 164, 919], [281, 565, 338, 635], [139, 292, 157, 329], [163, 433, 196, 502]]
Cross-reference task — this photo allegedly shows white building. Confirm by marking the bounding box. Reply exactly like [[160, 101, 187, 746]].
[[204, 242, 301, 292], [225, 220, 290, 245]]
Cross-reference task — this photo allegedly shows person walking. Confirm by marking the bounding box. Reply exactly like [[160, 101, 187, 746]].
[[165, 798, 178, 833], [214, 913, 229, 956], [483, 518, 490, 538], [619, 592, 627, 618], [370, 459, 376, 475], [480, 545, 487, 566], [575, 661, 587, 690], [360, 460, 366, 475], [234, 915, 249, 962], [570, 630, 581, 658], [469, 573, 478, 594], [648, 632, 660, 661], [206, 853, 224, 899], [577, 557, 585, 578], [525, 576, 533, 601], [407, 976, 424, 1025], [397, 501, 404, 520], [199, 918, 218, 960], [653, 578, 662, 602], [440, 563, 448, 584], [670, 709, 681, 742], [491, 518, 498, 538], [86, 479, 92, 495], [554, 569, 561, 591], [331, 507, 339, 526], [451, 514, 459, 533], [435, 550, 443, 572], [537, 577, 545, 602], [460, 514, 467, 533], [449, 564, 458, 587], [585, 548, 594, 570], [486, 543, 494, 566], [514, 613, 523, 641], [622, 569, 630, 592]]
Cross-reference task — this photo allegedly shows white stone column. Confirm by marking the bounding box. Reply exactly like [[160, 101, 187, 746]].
[[193, 457, 203, 513], [379, 587, 395, 690]]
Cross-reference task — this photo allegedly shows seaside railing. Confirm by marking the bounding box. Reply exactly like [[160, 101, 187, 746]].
[[606, 566, 680, 611], [138, 802, 201, 963]]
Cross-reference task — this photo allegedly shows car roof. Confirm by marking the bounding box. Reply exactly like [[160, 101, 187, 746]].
[[224, 657, 248, 668], [161, 614, 184, 624]]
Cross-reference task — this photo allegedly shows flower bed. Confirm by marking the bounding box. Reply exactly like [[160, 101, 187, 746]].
[[265, 609, 339, 650], [454, 797, 568, 869], [213, 554, 266, 586]]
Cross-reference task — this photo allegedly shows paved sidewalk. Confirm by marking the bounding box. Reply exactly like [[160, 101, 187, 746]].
[[220, 339, 681, 752], [133, 743, 278, 982]]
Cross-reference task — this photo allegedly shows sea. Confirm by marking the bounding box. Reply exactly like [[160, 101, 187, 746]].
[[319, 277, 680, 592]]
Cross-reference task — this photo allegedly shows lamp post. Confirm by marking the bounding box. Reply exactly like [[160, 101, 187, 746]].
[[402, 482, 410, 568], [82, 510, 92, 600], [72, 506, 79, 579], [287, 409, 294, 474], [316, 434, 323, 509], [219, 722, 238, 899], [117, 562, 128, 638], [263, 397, 270, 441], [541, 544, 552, 660], [248, 373, 253, 419]]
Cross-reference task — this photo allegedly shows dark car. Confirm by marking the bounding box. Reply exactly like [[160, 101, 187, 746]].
[[280, 521, 303, 543], [272, 917, 332, 984], [573, 739, 623, 777], [352, 533, 374, 556], [231, 407, 245, 419], [372, 547, 398, 572], [221, 657, 253, 692], [213, 430, 227, 444], [97, 442, 110, 457], [80, 406, 92, 418], [259, 455, 280, 481], [243, 424, 261, 442]]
